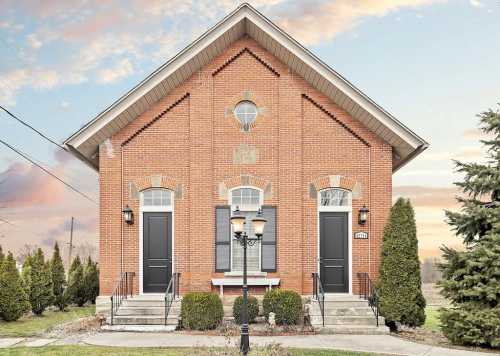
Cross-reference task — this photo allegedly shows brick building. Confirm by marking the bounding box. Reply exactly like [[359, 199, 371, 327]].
[[65, 4, 427, 316]]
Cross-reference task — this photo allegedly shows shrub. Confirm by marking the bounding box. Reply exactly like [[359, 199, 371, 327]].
[[65, 256, 86, 307], [263, 289, 302, 325], [83, 257, 99, 304], [181, 292, 223, 330], [232, 295, 259, 324], [26, 248, 54, 315], [378, 198, 426, 328], [0, 252, 30, 321], [50, 243, 67, 311]]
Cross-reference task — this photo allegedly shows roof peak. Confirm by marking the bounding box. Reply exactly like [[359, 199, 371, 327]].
[[64, 2, 427, 171]]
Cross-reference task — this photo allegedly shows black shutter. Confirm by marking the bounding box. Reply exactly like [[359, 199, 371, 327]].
[[215, 206, 231, 272], [261, 206, 277, 272]]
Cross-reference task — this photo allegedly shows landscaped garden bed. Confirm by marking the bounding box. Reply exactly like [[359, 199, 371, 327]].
[[0, 305, 96, 338]]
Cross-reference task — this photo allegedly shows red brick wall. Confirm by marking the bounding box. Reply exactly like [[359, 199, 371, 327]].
[[98, 37, 392, 296]]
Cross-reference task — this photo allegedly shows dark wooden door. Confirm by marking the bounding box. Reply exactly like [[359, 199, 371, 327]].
[[143, 212, 172, 293], [320, 212, 349, 293]]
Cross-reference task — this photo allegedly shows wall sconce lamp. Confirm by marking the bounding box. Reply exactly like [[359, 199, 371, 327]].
[[359, 205, 369, 225], [122, 205, 134, 225]]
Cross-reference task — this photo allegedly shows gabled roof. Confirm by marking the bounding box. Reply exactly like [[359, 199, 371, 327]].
[[64, 3, 428, 171]]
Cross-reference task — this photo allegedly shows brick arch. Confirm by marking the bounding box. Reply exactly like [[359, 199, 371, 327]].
[[223, 174, 269, 191], [310, 175, 362, 200], [217, 174, 273, 201], [133, 174, 179, 192]]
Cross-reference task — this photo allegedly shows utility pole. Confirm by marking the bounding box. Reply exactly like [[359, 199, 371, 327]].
[[67, 217, 74, 269]]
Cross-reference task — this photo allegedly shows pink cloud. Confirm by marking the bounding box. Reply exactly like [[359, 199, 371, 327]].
[[0, 162, 65, 207]]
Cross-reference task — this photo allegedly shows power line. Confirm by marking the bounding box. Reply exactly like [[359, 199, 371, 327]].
[[0, 105, 67, 151], [0, 138, 97, 205], [0, 217, 15, 226]]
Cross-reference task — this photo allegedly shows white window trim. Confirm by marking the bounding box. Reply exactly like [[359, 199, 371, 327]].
[[139, 188, 174, 295], [228, 186, 263, 273], [317, 188, 353, 295]]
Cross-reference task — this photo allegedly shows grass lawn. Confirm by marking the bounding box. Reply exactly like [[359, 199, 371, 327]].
[[0, 346, 377, 356], [423, 306, 441, 331], [0, 305, 95, 337]]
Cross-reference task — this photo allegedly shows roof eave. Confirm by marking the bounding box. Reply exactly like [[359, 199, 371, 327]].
[[393, 142, 429, 173]]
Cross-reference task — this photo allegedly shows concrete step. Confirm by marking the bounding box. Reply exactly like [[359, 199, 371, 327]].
[[310, 315, 382, 326], [316, 325, 390, 335], [309, 306, 375, 317], [121, 300, 181, 308], [116, 306, 181, 316], [312, 300, 370, 308], [107, 315, 178, 325], [101, 324, 177, 332], [126, 294, 165, 301]]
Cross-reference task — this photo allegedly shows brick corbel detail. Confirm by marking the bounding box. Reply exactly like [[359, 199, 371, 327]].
[[310, 175, 362, 200]]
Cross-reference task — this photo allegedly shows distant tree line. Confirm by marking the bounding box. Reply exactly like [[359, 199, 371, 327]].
[[0, 243, 98, 322]]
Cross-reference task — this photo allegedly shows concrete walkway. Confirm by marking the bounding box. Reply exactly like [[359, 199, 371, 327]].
[[83, 333, 494, 356]]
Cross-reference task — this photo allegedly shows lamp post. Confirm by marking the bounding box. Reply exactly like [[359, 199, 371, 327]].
[[230, 207, 266, 355]]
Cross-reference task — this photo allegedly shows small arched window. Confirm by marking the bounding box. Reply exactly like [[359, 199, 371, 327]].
[[141, 188, 172, 207], [230, 187, 261, 210], [320, 188, 351, 207]]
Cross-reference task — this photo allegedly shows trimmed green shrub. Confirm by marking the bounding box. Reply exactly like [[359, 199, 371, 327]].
[[65, 256, 86, 307], [26, 248, 54, 315], [50, 242, 67, 311], [232, 295, 259, 324], [0, 252, 30, 321], [378, 198, 426, 328], [83, 257, 99, 304], [263, 289, 302, 325], [181, 292, 223, 330]]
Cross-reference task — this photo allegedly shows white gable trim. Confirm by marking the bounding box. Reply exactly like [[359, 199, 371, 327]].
[[64, 3, 428, 171]]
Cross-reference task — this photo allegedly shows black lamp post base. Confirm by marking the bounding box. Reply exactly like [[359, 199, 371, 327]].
[[240, 325, 250, 354]]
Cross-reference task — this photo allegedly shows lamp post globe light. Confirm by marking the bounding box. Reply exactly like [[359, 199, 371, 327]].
[[230, 206, 266, 355]]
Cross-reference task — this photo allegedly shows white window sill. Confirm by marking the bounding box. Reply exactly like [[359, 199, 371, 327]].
[[224, 271, 267, 277]]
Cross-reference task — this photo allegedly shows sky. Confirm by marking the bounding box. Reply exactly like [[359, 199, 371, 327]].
[[0, 0, 499, 262]]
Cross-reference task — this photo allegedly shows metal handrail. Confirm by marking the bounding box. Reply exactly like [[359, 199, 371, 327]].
[[357, 272, 380, 326], [110, 272, 135, 325], [311, 272, 325, 326], [164, 272, 181, 326]]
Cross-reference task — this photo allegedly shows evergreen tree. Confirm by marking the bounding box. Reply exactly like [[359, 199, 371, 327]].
[[65, 256, 86, 306], [50, 243, 67, 311], [439, 106, 500, 347], [0, 252, 30, 321], [378, 198, 426, 328], [0, 245, 4, 266], [27, 248, 54, 315], [21, 254, 32, 298], [83, 257, 99, 304]]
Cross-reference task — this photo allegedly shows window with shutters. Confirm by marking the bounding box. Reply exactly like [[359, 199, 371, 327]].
[[215, 188, 276, 273], [230, 187, 262, 272]]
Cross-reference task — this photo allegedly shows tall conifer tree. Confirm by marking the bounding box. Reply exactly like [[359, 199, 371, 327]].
[[26, 248, 54, 315], [0, 252, 30, 321], [439, 106, 500, 347], [378, 198, 426, 328], [65, 255, 86, 306], [50, 243, 67, 310]]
